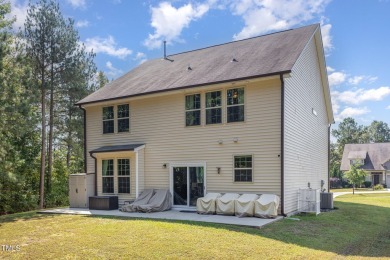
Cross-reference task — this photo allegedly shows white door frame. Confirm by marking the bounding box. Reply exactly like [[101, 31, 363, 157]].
[[169, 161, 206, 208]]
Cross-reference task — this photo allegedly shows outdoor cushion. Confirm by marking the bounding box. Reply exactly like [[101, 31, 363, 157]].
[[136, 189, 172, 213], [196, 193, 221, 214], [216, 193, 240, 215], [120, 189, 154, 212], [254, 194, 280, 218], [235, 194, 259, 217]]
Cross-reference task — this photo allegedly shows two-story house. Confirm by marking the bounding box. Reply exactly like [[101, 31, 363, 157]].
[[76, 24, 334, 216], [341, 143, 390, 187]]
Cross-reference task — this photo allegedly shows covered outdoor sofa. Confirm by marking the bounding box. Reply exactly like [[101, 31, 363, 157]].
[[120, 189, 172, 213]]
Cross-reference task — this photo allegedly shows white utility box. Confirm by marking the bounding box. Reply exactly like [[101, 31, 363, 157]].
[[69, 173, 95, 208], [298, 189, 320, 215]]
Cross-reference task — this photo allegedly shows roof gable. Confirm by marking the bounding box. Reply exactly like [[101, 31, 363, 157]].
[[78, 24, 319, 105], [341, 143, 390, 171]]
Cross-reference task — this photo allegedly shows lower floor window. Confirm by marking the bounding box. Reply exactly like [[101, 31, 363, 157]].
[[234, 155, 253, 182], [102, 158, 131, 194]]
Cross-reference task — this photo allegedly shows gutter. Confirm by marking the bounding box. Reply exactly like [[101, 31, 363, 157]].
[[76, 70, 291, 106], [79, 105, 87, 173], [89, 152, 98, 196], [280, 73, 286, 216]]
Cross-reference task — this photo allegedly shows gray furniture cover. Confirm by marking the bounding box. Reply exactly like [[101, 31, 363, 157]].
[[136, 189, 172, 213], [120, 189, 154, 212], [196, 193, 221, 214]]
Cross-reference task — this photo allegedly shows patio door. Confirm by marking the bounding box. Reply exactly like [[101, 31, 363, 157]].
[[170, 164, 205, 207]]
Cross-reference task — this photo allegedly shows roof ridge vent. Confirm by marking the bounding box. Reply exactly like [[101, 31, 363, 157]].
[[231, 58, 238, 62], [187, 65, 192, 71]]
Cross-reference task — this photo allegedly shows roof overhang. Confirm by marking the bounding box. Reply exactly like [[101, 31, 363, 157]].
[[89, 144, 145, 155]]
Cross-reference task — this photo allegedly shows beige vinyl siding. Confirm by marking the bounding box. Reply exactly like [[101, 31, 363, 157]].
[[283, 33, 329, 214], [85, 78, 281, 202], [137, 147, 145, 195]]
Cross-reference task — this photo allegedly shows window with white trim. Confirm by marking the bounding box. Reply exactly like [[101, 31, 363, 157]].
[[102, 159, 114, 193], [185, 94, 201, 126], [206, 91, 222, 124], [234, 155, 252, 182], [227, 88, 244, 123], [102, 106, 114, 134], [118, 159, 130, 193], [117, 104, 130, 133]]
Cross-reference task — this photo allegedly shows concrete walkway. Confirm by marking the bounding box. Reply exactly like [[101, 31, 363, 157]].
[[38, 207, 283, 228], [333, 189, 390, 198]]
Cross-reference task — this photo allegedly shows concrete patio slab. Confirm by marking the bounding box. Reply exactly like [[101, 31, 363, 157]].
[[38, 207, 283, 227]]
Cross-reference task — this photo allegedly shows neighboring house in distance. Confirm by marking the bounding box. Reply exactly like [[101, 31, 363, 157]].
[[76, 24, 334, 216], [341, 143, 390, 187]]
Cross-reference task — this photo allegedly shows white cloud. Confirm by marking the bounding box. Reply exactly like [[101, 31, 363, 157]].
[[386, 105, 390, 110], [231, 0, 331, 40], [84, 36, 132, 59], [326, 66, 335, 73], [6, 0, 28, 31], [334, 107, 370, 122], [320, 23, 332, 52], [328, 71, 347, 87], [67, 0, 86, 9], [105, 61, 123, 79], [144, 2, 210, 49], [75, 20, 90, 28], [333, 86, 390, 105], [134, 52, 146, 60], [348, 75, 378, 85]]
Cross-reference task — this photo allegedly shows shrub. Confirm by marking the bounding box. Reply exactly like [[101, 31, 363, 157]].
[[363, 181, 372, 188], [373, 184, 384, 190], [330, 177, 342, 188]]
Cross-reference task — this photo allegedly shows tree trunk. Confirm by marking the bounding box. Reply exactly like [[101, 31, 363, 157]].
[[47, 63, 54, 195], [39, 77, 46, 209], [352, 184, 355, 195]]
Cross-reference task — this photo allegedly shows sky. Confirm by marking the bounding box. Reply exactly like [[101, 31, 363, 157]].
[[7, 0, 390, 129]]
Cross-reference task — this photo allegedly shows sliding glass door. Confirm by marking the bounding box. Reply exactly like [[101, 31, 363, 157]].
[[172, 165, 205, 207]]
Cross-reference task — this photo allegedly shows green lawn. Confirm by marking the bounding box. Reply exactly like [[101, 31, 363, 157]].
[[1, 194, 390, 259]]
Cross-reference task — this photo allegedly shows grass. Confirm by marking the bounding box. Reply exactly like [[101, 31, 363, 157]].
[[1, 194, 390, 259]]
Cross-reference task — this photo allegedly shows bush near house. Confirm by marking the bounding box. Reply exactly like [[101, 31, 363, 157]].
[[373, 184, 384, 190]]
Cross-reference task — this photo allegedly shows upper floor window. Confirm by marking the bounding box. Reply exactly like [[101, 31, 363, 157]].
[[234, 155, 253, 182], [206, 91, 222, 124], [227, 88, 244, 123], [117, 104, 130, 133], [185, 94, 201, 126], [102, 106, 114, 134], [350, 159, 364, 165]]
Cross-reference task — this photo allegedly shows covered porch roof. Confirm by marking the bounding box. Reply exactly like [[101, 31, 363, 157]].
[[89, 144, 145, 154]]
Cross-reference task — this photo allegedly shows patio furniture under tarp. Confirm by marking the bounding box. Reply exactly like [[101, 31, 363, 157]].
[[120, 189, 154, 212], [196, 193, 221, 214], [120, 189, 172, 213], [254, 194, 280, 218], [235, 194, 259, 217], [216, 193, 240, 215], [136, 189, 172, 213]]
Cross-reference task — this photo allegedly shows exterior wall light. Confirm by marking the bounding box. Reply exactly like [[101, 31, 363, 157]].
[[217, 167, 221, 174]]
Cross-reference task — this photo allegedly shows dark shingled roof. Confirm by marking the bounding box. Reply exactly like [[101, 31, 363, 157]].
[[341, 143, 390, 171], [89, 144, 145, 154], [77, 24, 319, 105]]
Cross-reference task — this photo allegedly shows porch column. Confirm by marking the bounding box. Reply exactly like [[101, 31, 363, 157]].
[[134, 145, 146, 198]]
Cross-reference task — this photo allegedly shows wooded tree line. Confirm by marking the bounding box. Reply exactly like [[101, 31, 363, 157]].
[[0, 0, 108, 214], [330, 117, 390, 179]]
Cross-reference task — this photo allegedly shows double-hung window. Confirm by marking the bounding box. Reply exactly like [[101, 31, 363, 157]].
[[102, 106, 114, 134], [185, 94, 201, 126], [206, 91, 222, 124], [234, 155, 253, 182], [117, 104, 130, 132], [118, 159, 130, 193], [102, 159, 114, 193], [227, 88, 245, 122]]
